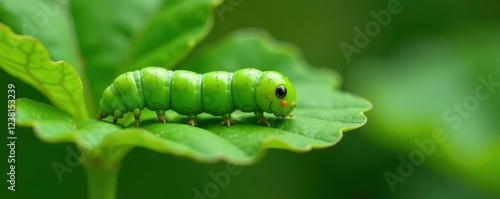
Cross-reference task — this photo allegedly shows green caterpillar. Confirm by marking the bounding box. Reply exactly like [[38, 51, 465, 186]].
[[97, 67, 297, 127]]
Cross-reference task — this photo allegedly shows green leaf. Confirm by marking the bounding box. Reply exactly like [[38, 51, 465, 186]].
[[15, 98, 75, 143], [70, 0, 222, 110], [15, 98, 123, 154], [0, 0, 84, 75], [0, 23, 88, 120], [16, 98, 74, 124], [16, 30, 371, 165], [1, 0, 223, 116], [118, 0, 222, 71], [0, 0, 93, 111]]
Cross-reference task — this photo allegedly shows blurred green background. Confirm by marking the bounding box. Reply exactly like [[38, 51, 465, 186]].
[[2, 0, 500, 198]]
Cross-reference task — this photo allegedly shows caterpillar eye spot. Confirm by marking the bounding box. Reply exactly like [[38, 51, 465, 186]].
[[275, 86, 287, 99]]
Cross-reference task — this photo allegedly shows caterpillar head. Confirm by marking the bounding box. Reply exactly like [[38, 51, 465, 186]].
[[255, 71, 297, 118]]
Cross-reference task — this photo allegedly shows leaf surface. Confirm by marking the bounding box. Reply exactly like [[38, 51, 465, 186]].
[[15, 31, 371, 165], [0, 24, 88, 120], [70, 0, 222, 109]]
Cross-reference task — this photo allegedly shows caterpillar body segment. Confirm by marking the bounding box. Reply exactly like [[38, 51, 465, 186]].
[[97, 67, 297, 127]]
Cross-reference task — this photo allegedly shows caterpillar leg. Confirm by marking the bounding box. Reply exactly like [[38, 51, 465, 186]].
[[221, 113, 235, 127], [187, 114, 198, 127], [132, 108, 141, 127], [113, 110, 123, 124], [96, 110, 107, 120], [155, 109, 167, 123], [254, 111, 270, 127]]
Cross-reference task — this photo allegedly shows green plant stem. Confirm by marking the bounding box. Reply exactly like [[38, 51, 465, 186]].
[[83, 157, 120, 199]]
